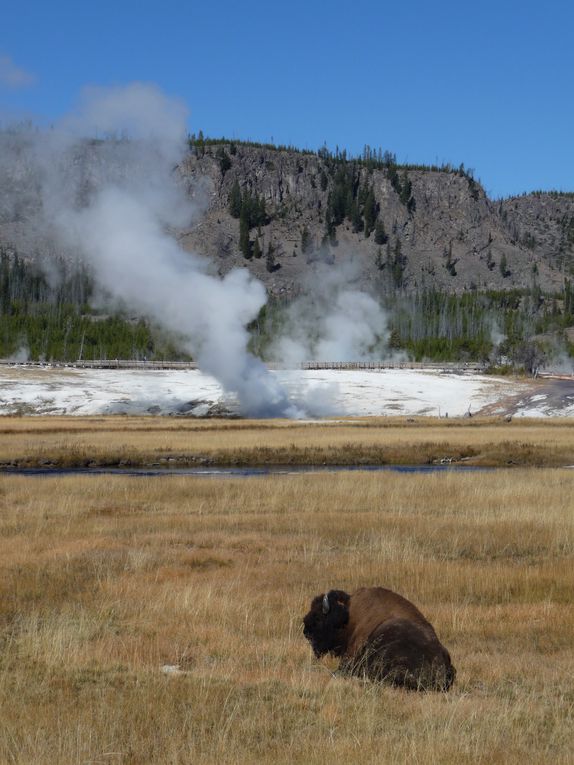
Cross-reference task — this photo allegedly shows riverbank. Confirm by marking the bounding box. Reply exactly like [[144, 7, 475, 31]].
[[1, 416, 573, 469]]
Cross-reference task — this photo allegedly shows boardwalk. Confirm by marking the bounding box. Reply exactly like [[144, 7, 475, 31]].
[[0, 359, 489, 373]]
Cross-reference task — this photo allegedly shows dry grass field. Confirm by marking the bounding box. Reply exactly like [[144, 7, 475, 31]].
[[1, 415, 574, 467], [1, 433, 573, 763]]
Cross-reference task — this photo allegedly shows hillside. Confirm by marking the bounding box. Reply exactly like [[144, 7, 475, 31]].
[[1, 134, 573, 299], [180, 140, 574, 297], [1, 134, 574, 366]]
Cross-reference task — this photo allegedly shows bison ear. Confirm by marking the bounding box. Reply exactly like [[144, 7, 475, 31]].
[[334, 590, 350, 607], [326, 590, 350, 608], [324, 590, 350, 629]]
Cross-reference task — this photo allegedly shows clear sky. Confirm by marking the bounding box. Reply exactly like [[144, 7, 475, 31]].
[[1, 0, 572, 198]]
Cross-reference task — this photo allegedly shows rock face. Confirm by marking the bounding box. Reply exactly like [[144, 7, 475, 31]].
[[180, 144, 574, 297], [1, 136, 573, 299]]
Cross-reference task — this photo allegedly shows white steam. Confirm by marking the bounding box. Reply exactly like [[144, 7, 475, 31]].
[[62, 188, 300, 416], [0, 83, 390, 417], [0, 54, 35, 89], [2, 84, 303, 416], [7, 343, 30, 363], [271, 262, 388, 365], [490, 321, 506, 351], [60, 83, 189, 154]]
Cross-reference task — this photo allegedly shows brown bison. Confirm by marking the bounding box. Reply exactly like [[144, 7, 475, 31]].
[[303, 586, 456, 691]]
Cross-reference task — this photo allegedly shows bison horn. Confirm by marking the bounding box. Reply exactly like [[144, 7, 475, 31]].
[[322, 593, 330, 614]]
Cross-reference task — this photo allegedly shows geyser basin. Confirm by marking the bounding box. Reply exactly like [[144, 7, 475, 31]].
[[0, 366, 554, 418]]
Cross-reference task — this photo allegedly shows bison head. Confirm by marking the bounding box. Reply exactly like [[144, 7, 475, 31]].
[[302, 589, 351, 658]]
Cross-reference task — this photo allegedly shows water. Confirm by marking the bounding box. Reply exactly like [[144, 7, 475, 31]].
[[0, 464, 493, 478]]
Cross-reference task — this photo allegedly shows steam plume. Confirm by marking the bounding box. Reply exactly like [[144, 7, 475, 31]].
[[0, 83, 390, 417], [270, 261, 388, 364], [3, 83, 302, 416]]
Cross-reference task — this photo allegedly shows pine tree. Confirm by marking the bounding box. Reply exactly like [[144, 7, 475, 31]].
[[363, 187, 377, 238], [444, 242, 457, 276], [399, 170, 412, 206], [564, 279, 573, 318], [388, 328, 402, 349], [195, 130, 205, 157], [217, 146, 232, 175], [266, 241, 278, 272], [324, 199, 337, 244], [301, 226, 312, 255], [344, 188, 354, 220], [387, 163, 401, 195], [239, 208, 251, 259], [253, 238, 262, 259], [357, 182, 368, 207], [255, 195, 267, 227], [374, 218, 388, 245], [392, 238, 407, 288], [0, 249, 11, 311], [229, 180, 242, 218], [351, 200, 363, 233]]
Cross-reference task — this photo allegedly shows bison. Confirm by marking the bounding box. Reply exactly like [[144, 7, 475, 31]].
[[303, 586, 456, 691]]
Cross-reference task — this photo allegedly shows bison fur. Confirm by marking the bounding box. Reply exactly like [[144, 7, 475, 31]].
[[303, 586, 456, 691]]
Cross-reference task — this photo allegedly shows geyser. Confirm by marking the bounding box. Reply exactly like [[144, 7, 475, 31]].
[[1, 82, 391, 417], [3, 83, 307, 417]]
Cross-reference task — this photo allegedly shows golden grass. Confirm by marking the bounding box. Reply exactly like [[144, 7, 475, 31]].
[[0, 467, 573, 763], [1, 415, 574, 467]]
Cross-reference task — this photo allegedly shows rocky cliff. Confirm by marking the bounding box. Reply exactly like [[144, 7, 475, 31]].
[[180, 142, 574, 297], [1, 135, 573, 300]]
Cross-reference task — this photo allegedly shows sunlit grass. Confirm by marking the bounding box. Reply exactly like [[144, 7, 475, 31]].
[[0, 467, 573, 763], [1, 415, 574, 467]]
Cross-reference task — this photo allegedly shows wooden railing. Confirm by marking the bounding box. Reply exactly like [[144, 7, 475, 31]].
[[0, 359, 488, 372]]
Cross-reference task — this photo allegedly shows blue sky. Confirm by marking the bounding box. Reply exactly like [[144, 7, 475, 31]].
[[2, 0, 573, 198]]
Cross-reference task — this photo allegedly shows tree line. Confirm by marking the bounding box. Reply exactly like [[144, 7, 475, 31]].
[[2, 248, 573, 369], [0, 249, 183, 361], [189, 133, 478, 182], [250, 283, 574, 371]]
